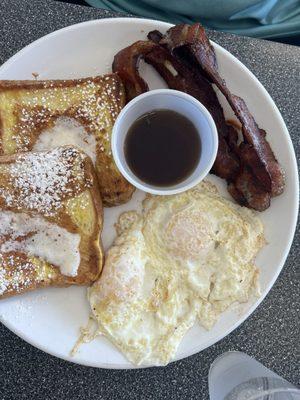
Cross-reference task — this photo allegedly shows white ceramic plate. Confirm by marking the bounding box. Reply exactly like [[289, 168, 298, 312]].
[[0, 18, 298, 369]]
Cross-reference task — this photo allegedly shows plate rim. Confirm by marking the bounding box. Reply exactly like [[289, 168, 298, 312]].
[[0, 17, 298, 369]]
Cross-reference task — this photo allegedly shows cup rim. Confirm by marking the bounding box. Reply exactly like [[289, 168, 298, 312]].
[[112, 89, 218, 195]]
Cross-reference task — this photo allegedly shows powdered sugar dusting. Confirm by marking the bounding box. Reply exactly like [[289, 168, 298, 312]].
[[11, 75, 123, 158], [0, 146, 92, 297], [0, 253, 33, 296], [0, 147, 90, 216]]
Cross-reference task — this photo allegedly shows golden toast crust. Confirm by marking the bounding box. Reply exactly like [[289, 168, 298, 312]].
[[0, 147, 104, 299], [0, 74, 135, 206]]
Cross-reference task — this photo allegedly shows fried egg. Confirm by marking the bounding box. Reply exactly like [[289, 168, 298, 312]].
[[87, 181, 265, 366]]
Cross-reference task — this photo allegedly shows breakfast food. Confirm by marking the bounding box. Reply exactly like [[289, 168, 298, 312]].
[[114, 38, 240, 186], [144, 32, 240, 183], [84, 182, 264, 366], [113, 24, 285, 211], [0, 21, 286, 368], [0, 146, 103, 299], [112, 40, 156, 101], [0, 74, 134, 206]]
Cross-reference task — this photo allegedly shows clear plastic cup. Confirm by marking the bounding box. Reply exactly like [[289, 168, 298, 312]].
[[209, 351, 300, 400]]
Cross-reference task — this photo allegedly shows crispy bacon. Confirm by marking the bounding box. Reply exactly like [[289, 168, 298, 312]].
[[144, 44, 239, 182], [112, 25, 284, 211], [228, 169, 271, 211], [113, 35, 239, 182], [161, 23, 285, 198], [112, 40, 156, 101]]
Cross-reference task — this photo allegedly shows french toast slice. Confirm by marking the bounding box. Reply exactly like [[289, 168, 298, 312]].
[[0, 74, 134, 206], [0, 146, 103, 299]]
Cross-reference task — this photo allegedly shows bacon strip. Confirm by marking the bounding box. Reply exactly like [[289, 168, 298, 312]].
[[112, 40, 156, 101], [146, 32, 274, 210], [161, 23, 285, 198], [144, 44, 239, 182], [112, 25, 283, 211], [112, 39, 266, 209]]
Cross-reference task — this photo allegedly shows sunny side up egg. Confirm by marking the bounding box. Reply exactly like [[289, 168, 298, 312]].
[[87, 181, 265, 366]]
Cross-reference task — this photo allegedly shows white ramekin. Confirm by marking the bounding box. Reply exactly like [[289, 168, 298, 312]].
[[112, 89, 218, 195]]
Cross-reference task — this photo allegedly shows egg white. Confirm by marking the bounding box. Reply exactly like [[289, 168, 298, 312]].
[[88, 181, 265, 366]]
